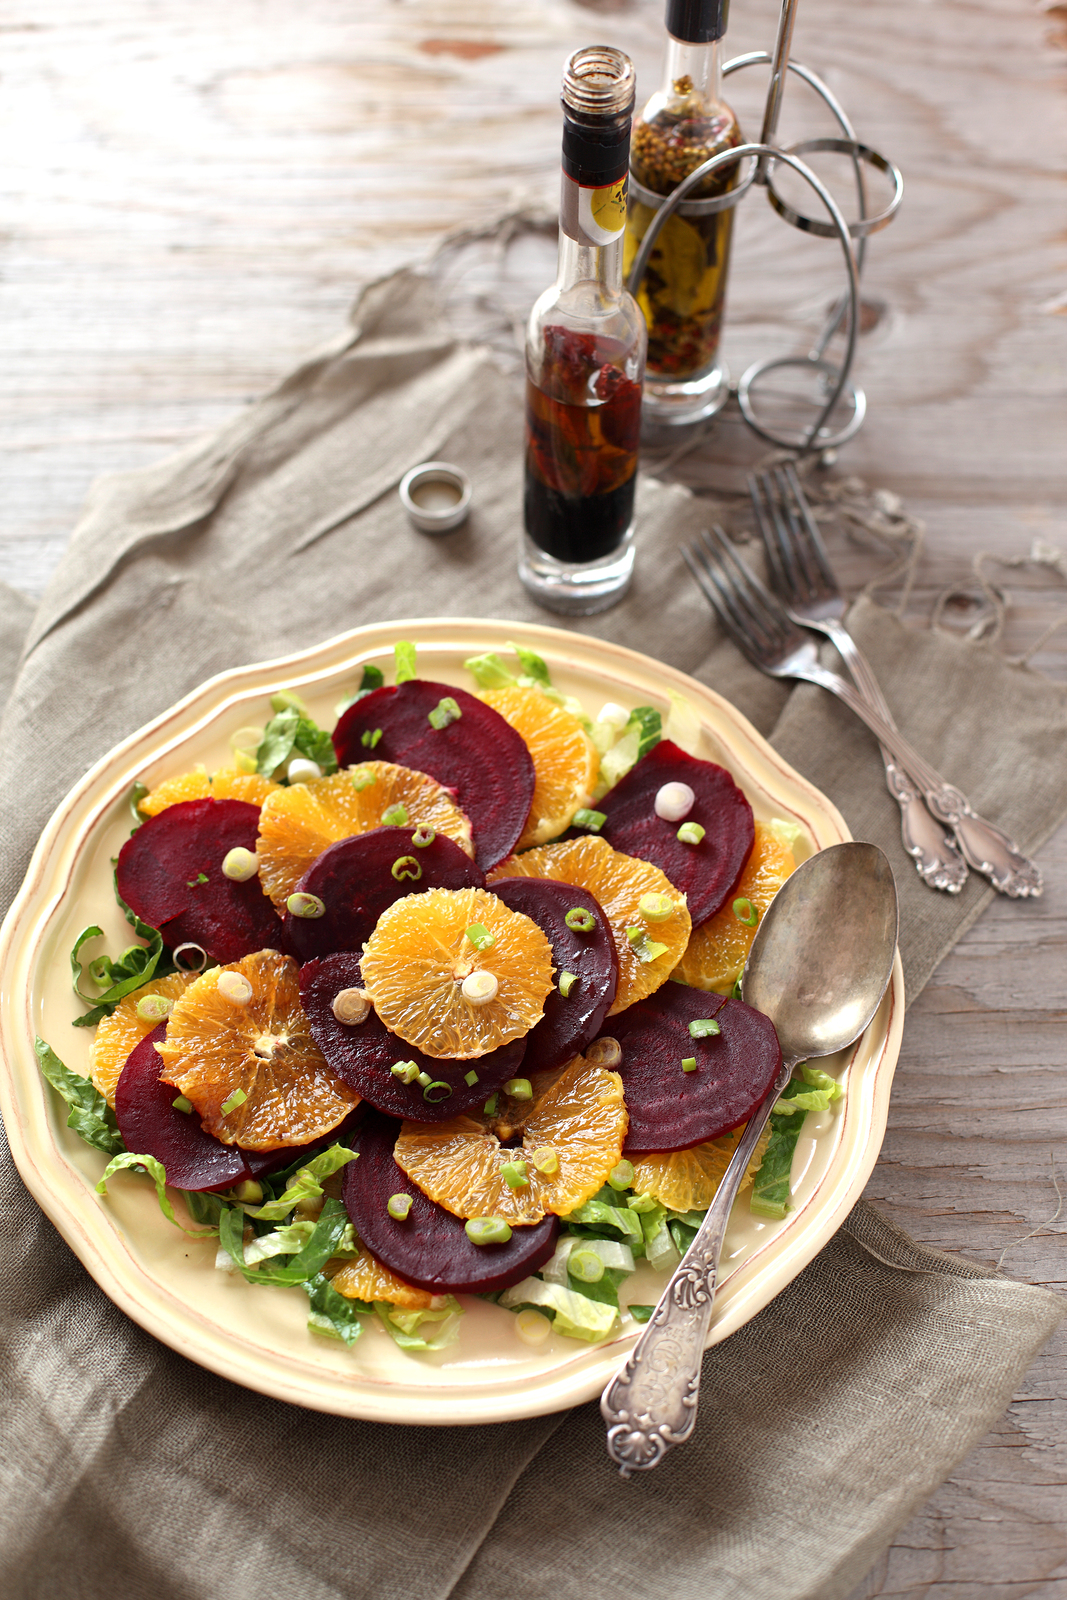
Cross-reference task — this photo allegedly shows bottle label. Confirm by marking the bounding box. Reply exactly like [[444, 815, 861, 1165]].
[[560, 172, 628, 247]]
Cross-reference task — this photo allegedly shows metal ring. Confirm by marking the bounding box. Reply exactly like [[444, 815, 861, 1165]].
[[628, 159, 758, 218], [766, 138, 903, 238], [737, 356, 867, 450], [722, 52, 857, 143]]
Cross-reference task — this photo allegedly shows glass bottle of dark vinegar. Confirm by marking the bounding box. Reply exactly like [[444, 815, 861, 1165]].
[[520, 46, 646, 616]]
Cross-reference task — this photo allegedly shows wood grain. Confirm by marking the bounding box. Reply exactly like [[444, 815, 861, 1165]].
[[2, 1, 1066, 1594]]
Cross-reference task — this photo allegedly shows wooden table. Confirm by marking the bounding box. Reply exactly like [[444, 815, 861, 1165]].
[[4, 2, 1065, 1592]]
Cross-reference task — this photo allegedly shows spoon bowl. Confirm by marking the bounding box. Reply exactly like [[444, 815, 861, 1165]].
[[602, 841, 899, 1476]]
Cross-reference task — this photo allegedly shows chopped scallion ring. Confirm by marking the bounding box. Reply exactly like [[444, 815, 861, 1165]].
[[608, 1159, 634, 1191], [569, 1247, 605, 1284], [331, 987, 371, 1025], [530, 1146, 559, 1175], [564, 907, 596, 933], [427, 696, 462, 730], [381, 802, 409, 827], [461, 970, 499, 1005], [501, 1159, 528, 1190], [733, 897, 759, 927], [221, 1088, 248, 1115], [387, 1193, 413, 1221], [688, 1018, 722, 1039], [637, 891, 675, 922], [350, 768, 376, 792], [464, 923, 495, 951], [135, 994, 173, 1023], [654, 781, 695, 822], [171, 1095, 193, 1114], [411, 824, 436, 848], [286, 891, 326, 919], [585, 1037, 621, 1067], [676, 821, 706, 845], [391, 855, 422, 882], [465, 1216, 512, 1246], [572, 807, 606, 832], [360, 728, 383, 749], [464, 1069, 480, 1087], [482, 1093, 499, 1117], [217, 971, 254, 1005], [390, 1061, 420, 1085], [626, 926, 669, 963], [558, 971, 578, 998], [221, 846, 259, 882], [416, 1070, 433, 1088], [503, 1077, 533, 1101], [422, 1080, 452, 1103], [172, 942, 208, 972], [681, 1057, 698, 1073]]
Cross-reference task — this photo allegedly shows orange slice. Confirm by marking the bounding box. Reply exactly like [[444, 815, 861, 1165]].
[[88, 971, 199, 1107], [673, 821, 796, 993], [360, 886, 554, 1060], [327, 1252, 437, 1311], [256, 762, 473, 910], [631, 1123, 772, 1212], [138, 766, 278, 818], [393, 1053, 627, 1224], [478, 686, 598, 847], [157, 949, 359, 1148], [488, 835, 691, 1015]]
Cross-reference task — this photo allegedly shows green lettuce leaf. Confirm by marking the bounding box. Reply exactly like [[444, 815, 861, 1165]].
[[95, 1150, 217, 1237], [35, 1037, 124, 1155], [464, 651, 516, 689], [750, 1106, 805, 1219], [597, 705, 662, 790], [498, 1278, 618, 1342], [219, 1197, 353, 1284], [241, 1143, 358, 1221], [375, 1299, 463, 1350], [508, 641, 551, 686], [256, 705, 338, 778], [305, 1273, 370, 1344], [564, 1192, 643, 1249], [70, 877, 173, 1028], [394, 640, 417, 684]]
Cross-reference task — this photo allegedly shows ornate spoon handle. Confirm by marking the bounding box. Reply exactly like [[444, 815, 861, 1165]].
[[602, 1059, 793, 1476]]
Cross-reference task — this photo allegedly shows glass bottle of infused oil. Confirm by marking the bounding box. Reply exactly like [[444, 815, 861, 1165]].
[[625, 0, 741, 427], [519, 46, 646, 616]]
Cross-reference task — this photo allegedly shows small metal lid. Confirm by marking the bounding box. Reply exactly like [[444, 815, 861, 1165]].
[[398, 461, 472, 535], [665, 0, 729, 44]]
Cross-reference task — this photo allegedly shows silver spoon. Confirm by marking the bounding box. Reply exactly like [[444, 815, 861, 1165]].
[[601, 841, 898, 1476]]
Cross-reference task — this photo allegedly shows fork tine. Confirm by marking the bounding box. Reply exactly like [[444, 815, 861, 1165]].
[[783, 462, 839, 592], [697, 525, 796, 653], [748, 472, 789, 595], [760, 469, 813, 602], [681, 542, 762, 662], [770, 467, 822, 599]]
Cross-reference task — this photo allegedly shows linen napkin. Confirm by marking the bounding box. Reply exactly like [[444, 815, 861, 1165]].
[[0, 265, 1063, 1600]]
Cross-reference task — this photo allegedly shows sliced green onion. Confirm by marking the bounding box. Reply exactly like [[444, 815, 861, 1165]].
[[638, 891, 676, 922], [465, 1216, 512, 1246], [461, 970, 499, 1004], [677, 821, 706, 845], [387, 1193, 413, 1220], [391, 856, 422, 882], [361, 728, 383, 749], [530, 1146, 558, 1175], [411, 825, 436, 848], [422, 1080, 452, 1103], [390, 1061, 420, 1084], [464, 1069, 479, 1087], [136, 994, 173, 1023], [688, 1018, 722, 1038], [733, 897, 759, 927], [626, 927, 669, 963], [381, 803, 409, 827], [416, 1070, 433, 1088], [626, 1192, 659, 1213], [503, 1077, 532, 1101], [287, 892, 325, 919], [129, 780, 150, 821], [483, 1093, 499, 1116], [350, 767, 376, 791], [564, 907, 596, 933], [681, 1057, 698, 1073], [173, 942, 208, 972], [171, 1095, 193, 1114], [217, 971, 254, 1005], [572, 807, 606, 832], [331, 987, 371, 1025], [464, 923, 495, 951], [233, 1179, 263, 1203], [186, 873, 208, 888], [569, 1247, 605, 1284], [558, 971, 578, 998], [222, 847, 259, 882], [270, 689, 309, 715], [501, 1159, 528, 1190], [428, 696, 462, 730], [221, 1088, 248, 1114], [585, 1036, 621, 1067], [608, 1159, 635, 1191]]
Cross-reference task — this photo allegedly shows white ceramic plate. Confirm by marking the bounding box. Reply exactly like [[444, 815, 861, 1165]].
[[0, 618, 903, 1424]]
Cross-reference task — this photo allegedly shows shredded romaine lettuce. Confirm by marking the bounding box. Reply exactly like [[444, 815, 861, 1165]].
[[375, 1299, 462, 1351], [305, 1273, 371, 1344], [35, 1037, 124, 1154], [499, 1277, 619, 1342], [662, 690, 701, 755], [394, 640, 417, 683], [95, 1150, 216, 1237], [241, 1143, 358, 1221], [256, 704, 338, 779], [596, 705, 662, 791]]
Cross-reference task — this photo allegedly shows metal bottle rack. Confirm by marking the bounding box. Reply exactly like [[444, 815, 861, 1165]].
[[625, 0, 904, 453]]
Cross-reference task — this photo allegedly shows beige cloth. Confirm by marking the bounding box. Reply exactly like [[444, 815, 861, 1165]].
[[0, 267, 1063, 1600]]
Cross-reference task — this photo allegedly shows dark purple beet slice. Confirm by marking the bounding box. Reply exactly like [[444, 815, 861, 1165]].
[[491, 877, 618, 1074], [299, 952, 524, 1119], [342, 1107, 558, 1295], [283, 825, 485, 963], [116, 798, 284, 963], [608, 982, 782, 1156], [594, 740, 755, 927], [332, 681, 535, 871], [115, 1024, 253, 1192]]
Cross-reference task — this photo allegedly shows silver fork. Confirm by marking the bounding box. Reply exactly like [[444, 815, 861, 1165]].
[[751, 465, 968, 894], [683, 524, 1043, 898]]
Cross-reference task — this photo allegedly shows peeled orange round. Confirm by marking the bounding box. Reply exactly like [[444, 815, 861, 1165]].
[[328, 1252, 437, 1311], [138, 765, 278, 818], [89, 970, 199, 1106], [478, 686, 598, 847], [157, 948, 360, 1148], [488, 835, 690, 1015], [256, 762, 473, 910], [393, 1053, 628, 1225], [673, 821, 796, 993], [359, 886, 554, 1060], [631, 1123, 772, 1212]]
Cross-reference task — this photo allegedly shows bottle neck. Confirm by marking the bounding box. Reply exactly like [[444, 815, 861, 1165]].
[[660, 35, 723, 114], [555, 229, 623, 297]]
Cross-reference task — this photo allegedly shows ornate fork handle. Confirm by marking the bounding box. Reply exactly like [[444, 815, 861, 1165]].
[[815, 616, 969, 894], [801, 662, 1042, 898], [602, 1062, 792, 1475]]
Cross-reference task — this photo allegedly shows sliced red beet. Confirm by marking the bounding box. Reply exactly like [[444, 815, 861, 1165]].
[[594, 740, 755, 926], [332, 682, 535, 871], [342, 1107, 558, 1295], [491, 877, 618, 1074], [608, 982, 782, 1156], [283, 825, 485, 963], [115, 1024, 253, 1192], [299, 952, 524, 1120], [116, 798, 284, 963]]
